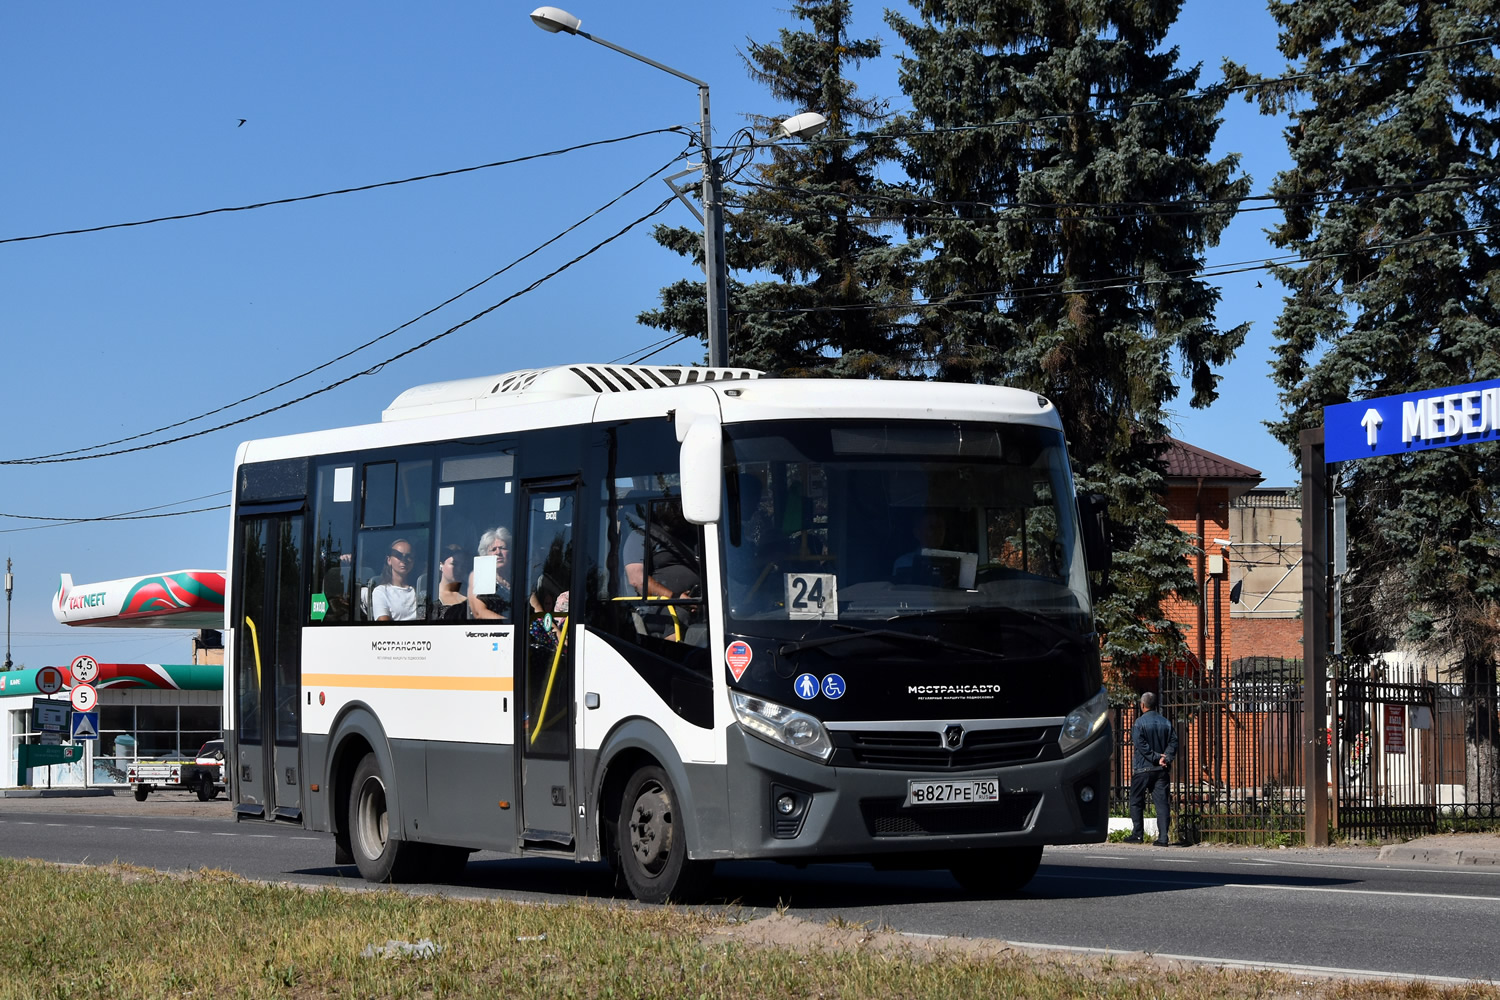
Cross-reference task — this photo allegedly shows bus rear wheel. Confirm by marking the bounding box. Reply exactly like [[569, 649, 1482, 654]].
[[948, 845, 1043, 895], [616, 765, 711, 904], [349, 753, 419, 883]]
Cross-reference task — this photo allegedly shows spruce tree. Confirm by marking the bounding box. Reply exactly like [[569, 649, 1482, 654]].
[[637, 0, 916, 377], [886, 1, 1250, 670], [1232, 4, 1500, 793]]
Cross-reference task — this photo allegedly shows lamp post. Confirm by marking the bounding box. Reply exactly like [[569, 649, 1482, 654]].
[[529, 7, 825, 369], [3, 558, 12, 671]]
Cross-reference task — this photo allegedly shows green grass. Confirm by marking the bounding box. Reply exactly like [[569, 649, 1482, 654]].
[[0, 857, 1493, 999]]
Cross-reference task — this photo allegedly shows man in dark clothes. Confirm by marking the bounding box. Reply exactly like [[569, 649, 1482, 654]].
[[1125, 691, 1179, 845]]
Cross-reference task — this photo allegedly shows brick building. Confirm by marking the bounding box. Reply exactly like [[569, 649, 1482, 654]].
[[1162, 439, 1263, 675], [1227, 487, 1303, 661]]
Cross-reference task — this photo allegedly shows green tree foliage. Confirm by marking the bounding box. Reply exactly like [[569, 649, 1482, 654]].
[[637, 0, 917, 376], [1231, 3, 1500, 785], [886, 0, 1250, 667]]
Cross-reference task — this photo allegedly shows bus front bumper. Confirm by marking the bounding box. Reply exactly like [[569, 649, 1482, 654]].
[[710, 724, 1111, 861]]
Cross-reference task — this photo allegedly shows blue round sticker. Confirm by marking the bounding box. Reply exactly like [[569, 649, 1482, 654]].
[[821, 673, 846, 699], [793, 673, 820, 700]]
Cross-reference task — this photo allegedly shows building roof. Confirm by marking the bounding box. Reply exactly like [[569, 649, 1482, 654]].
[[1165, 437, 1263, 482]]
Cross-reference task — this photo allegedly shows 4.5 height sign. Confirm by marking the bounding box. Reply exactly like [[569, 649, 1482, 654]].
[[1324, 377, 1500, 463]]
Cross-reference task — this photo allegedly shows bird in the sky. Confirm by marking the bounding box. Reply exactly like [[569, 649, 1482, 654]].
[[1256, 281, 1263, 288], [237, 118, 247, 127]]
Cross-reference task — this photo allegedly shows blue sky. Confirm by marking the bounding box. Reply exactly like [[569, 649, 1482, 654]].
[[1, 1, 1295, 671]]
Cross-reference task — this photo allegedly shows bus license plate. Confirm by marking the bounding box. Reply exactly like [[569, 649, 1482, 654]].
[[904, 776, 1000, 807]]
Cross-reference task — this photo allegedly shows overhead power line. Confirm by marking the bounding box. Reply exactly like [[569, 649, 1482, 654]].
[[1, 196, 678, 466], [725, 173, 1499, 223], [734, 222, 1496, 316], [8, 151, 693, 465], [0, 491, 231, 533], [0, 127, 687, 246]]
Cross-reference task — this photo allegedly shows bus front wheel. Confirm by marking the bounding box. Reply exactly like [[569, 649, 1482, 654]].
[[616, 765, 711, 904], [948, 845, 1043, 895], [349, 753, 418, 883]]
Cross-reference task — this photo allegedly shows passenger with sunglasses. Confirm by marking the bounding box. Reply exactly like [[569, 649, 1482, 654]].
[[373, 539, 421, 621]]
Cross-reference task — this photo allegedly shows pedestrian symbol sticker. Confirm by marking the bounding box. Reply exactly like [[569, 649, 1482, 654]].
[[725, 641, 753, 682], [821, 673, 846, 699], [793, 673, 819, 700]]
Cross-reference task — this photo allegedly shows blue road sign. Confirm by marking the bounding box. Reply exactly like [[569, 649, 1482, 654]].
[[71, 710, 100, 741], [1325, 378, 1500, 463]]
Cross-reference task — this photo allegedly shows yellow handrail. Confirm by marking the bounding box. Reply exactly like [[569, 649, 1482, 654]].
[[610, 595, 684, 641], [529, 615, 571, 746], [244, 616, 264, 690]]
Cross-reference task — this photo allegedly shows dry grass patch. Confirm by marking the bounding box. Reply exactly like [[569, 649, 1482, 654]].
[[0, 857, 1493, 1000]]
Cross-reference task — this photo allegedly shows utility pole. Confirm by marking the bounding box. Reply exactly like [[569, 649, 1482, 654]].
[[1301, 428, 1331, 846], [4, 558, 12, 671]]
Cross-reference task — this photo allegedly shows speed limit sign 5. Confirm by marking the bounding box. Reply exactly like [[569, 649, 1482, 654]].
[[70, 655, 100, 685], [70, 683, 99, 713]]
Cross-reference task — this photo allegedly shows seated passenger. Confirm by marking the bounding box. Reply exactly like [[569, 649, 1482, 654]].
[[468, 526, 514, 621], [893, 512, 948, 576], [429, 544, 470, 621], [373, 539, 421, 621], [624, 502, 701, 600]]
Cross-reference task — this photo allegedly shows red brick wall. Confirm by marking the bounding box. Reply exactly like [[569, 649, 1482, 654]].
[[1232, 617, 1303, 660], [1163, 484, 1233, 669]]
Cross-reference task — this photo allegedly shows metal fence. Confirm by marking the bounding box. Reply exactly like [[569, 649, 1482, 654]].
[[1108, 655, 1500, 844]]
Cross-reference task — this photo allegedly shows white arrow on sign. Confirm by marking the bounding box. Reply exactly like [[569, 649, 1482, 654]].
[[1361, 407, 1383, 447]]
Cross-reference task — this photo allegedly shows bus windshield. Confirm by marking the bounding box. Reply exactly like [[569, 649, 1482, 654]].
[[722, 419, 1092, 631]]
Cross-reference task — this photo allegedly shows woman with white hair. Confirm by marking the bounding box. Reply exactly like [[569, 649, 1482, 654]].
[[468, 525, 514, 620]]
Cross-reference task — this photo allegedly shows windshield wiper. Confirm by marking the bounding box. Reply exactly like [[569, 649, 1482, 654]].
[[779, 623, 1001, 660], [885, 605, 1091, 646]]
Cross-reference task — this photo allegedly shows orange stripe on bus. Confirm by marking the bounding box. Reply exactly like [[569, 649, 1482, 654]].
[[302, 673, 514, 692]]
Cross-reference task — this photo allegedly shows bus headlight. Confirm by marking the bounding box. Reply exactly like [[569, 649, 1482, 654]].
[[1059, 686, 1109, 755], [731, 691, 834, 761]]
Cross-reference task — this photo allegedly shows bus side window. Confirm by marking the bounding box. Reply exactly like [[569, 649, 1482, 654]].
[[312, 463, 356, 623], [589, 422, 708, 654], [436, 448, 516, 622]]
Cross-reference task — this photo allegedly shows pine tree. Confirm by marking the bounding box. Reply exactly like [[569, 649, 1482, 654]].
[[886, 0, 1250, 670], [637, 0, 916, 377], [1232, 4, 1500, 794]]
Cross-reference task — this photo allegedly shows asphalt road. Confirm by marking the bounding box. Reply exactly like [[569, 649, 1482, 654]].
[[2, 793, 1497, 984]]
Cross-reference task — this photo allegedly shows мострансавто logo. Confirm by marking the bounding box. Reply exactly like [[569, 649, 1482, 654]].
[[908, 683, 1001, 700]]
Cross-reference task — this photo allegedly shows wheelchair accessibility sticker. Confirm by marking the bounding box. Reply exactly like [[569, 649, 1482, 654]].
[[821, 673, 846, 699]]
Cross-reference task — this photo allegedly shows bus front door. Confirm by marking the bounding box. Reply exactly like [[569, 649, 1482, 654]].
[[516, 486, 576, 849], [232, 512, 305, 822]]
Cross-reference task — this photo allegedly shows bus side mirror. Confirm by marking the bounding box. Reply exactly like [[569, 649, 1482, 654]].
[[678, 419, 723, 525], [1077, 492, 1112, 575]]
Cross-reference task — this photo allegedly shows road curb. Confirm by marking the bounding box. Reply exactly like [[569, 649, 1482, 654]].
[[1378, 845, 1500, 866], [0, 788, 115, 798]]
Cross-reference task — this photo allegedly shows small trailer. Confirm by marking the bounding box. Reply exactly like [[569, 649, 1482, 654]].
[[127, 740, 227, 801]]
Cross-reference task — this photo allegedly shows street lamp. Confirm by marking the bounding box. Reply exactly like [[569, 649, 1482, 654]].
[[3, 558, 12, 671], [529, 6, 826, 368]]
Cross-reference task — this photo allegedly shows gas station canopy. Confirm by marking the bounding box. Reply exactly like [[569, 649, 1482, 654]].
[[53, 570, 225, 629]]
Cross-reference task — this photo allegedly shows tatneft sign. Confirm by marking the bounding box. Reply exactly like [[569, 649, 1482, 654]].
[[1325, 377, 1500, 462]]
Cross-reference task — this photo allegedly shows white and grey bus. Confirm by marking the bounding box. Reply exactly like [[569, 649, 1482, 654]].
[[226, 364, 1113, 901]]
